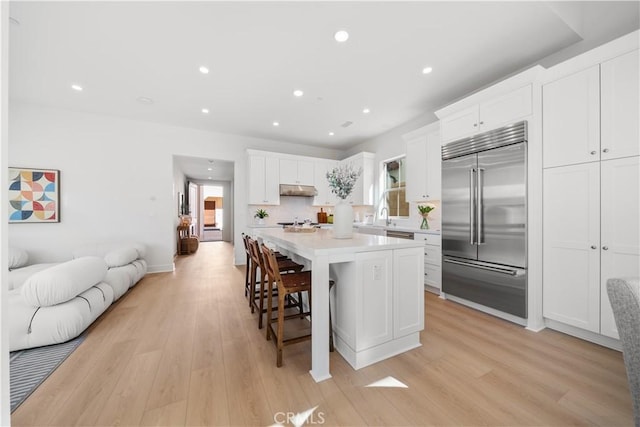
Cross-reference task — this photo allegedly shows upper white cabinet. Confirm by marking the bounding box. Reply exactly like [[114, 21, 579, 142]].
[[247, 154, 280, 205], [279, 158, 314, 185], [543, 66, 601, 168], [341, 152, 375, 205], [601, 49, 640, 160], [313, 159, 340, 206], [543, 49, 639, 168], [404, 123, 441, 201], [440, 85, 532, 144]]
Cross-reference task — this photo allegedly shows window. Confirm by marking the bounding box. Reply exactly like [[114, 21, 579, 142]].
[[381, 156, 409, 217]]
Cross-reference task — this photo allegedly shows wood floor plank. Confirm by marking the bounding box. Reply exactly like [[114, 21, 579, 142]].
[[10, 241, 633, 426]]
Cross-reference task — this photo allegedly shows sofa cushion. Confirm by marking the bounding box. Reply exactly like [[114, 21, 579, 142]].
[[104, 247, 139, 268], [21, 257, 108, 307], [8, 263, 58, 291], [8, 247, 29, 270]]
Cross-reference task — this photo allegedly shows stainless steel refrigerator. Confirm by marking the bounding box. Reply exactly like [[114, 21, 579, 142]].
[[441, 121, 527, 318]]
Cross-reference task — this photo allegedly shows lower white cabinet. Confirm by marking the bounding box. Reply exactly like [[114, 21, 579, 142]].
[[414, 233, 442, 293], [543, 157, 640, 338], [332, 247, 424, 369]]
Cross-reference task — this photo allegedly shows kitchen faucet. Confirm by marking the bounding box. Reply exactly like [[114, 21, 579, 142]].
[[380, 207, 390, 226]]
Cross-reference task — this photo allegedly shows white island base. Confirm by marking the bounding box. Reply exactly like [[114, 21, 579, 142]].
[[257, 228, 425, 381]]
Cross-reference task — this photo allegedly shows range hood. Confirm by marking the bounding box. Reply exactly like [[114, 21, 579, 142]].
[[279, 184, 317, 197]]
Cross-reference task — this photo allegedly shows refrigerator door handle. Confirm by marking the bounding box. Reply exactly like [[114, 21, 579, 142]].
[[477, 168, 485, 245], [469, 168, 476, 245], [444, 257, 522, 276]]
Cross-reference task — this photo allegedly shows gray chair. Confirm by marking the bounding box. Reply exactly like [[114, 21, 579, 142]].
[[607, 277, 640, 426]]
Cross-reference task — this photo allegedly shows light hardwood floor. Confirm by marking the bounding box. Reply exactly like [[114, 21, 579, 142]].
[[12, 241, 634, 426]]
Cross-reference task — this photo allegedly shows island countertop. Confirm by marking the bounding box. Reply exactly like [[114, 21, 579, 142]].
[[256, 227, 424, 260]]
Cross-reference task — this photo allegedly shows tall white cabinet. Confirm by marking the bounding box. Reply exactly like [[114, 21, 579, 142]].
[[404, 122, 441, 201], [247, 153, 280, 205], [542, 48, 640, 341]]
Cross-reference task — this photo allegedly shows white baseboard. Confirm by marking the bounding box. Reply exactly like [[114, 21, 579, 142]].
[[147, 263, 174, 273], [544, 319, 622, 351]]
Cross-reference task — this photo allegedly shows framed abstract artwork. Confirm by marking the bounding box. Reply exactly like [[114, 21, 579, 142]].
[[8, 168, 60, 223]]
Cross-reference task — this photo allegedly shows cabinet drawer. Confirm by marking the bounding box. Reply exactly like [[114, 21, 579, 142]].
[[424, 245, 441, 265], [414, 233, 441, 246], [424, 264, 442, 287]]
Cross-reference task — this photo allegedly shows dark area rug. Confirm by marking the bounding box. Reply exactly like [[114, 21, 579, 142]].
[[10, 334, 86, 412]]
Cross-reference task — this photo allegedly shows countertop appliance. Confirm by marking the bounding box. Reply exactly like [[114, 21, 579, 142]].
[[441, 121, 527, 318]]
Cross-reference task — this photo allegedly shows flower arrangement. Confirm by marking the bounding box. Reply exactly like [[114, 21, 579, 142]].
[[326, 164, 362, 200], [418, 204, 435, 229], [254, 209, 269, 219]]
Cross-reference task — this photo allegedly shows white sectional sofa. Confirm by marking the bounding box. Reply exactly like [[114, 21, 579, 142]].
[[7, 244, 147, 351]]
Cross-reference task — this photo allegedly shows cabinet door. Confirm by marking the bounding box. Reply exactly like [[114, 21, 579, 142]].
[[393, 248, 424, 338], [600, 157, 640, 339], [405, 136, 428, 201], [264, 156, 280, 205], [543, 66, 600, 168], [313, 160, 339, 206], [297, 160, 315, 186], [248, 155, 266, 204], [425, 130, 442, 200], [279, 158, 298, 184], [479, 85, 532, 132], [355, 251, 393, 351], [543, 163, 600, 332], [601, 50, 640, 160], [344, 155, 364, 205], [440, 106, 479, 144]]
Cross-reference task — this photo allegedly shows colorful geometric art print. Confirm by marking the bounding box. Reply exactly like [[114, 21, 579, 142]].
[[8, 168, 60, 223]]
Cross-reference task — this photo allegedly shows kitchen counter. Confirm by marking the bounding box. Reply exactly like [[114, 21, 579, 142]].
[[353, 223, 441, 235], [256, 228, 425, 380]]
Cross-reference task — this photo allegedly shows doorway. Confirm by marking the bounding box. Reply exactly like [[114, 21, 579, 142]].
[[202, 185, 224, 242]]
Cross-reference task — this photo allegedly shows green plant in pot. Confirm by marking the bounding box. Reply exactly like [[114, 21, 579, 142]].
[[255, 209, 269, 224], [418, 204, 435, 230]]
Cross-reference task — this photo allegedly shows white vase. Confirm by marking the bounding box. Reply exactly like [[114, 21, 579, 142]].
[[333, 201, 353, 239], [256, 217, 265, 225]]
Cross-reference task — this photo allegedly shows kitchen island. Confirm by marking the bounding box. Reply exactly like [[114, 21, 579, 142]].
[[256, 227, 425, 382]]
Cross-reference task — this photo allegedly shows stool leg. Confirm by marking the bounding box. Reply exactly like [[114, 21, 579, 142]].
[[329, 281, 335, 352], [244, 255, 249, 297], [258, 269, 266, 329], [250, 262, 257, 312], [277, 291, 285, 367]]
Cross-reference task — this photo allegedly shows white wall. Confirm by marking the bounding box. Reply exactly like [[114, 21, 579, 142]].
[[0, 2, 10, 423], [8, 103, 341, 268]]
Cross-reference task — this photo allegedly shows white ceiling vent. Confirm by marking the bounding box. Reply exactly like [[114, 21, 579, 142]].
[[341, 121, 354, 128]]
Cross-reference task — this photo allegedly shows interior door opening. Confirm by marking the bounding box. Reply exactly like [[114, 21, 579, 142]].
[[202, 185, 224, 242]]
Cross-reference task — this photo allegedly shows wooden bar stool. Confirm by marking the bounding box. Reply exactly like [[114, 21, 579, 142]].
[[247, 236, 304, 316], [262, 244, 313, 367], [243, 234, 290, 302]]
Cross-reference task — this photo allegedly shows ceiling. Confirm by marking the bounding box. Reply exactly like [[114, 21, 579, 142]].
[[174, 155, 235, 182], [8, 1, 640, 153]]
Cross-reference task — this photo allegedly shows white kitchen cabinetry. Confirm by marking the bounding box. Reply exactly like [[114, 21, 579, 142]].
[[440, 85, 532, 144], [543, 66, 600, 168], [543, 157, 640, 338], [601, 49, 640, 160], [332, 246, 424, 369], [543, 49, 639, 168], [600, 156, 640, 338], [414, 233, 442, 293], [341, 152, 375, 205], [247, 154, 280, 205], [393, 248, 425, 338], [404, 124, 441, 201], [279, 158, 314, 186], [313, 159, 339, 206]]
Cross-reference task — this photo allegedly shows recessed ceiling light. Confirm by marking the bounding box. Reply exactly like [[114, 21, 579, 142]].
[[201, 108, 209, 114], [136, 96, 154, 104], [363, 108, 371, 114], [328, 132, 335, 136], [207, 167, 212, 171], [273, 121, 280, 127], [293, 90, 304, 97], [9, 17, 20, 25], [422, 66, 433, 74], [199, 66, 209, 74], [208, 176, 212, 180], [71, 84, 83, 92], [334, 30, 349, 43]]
